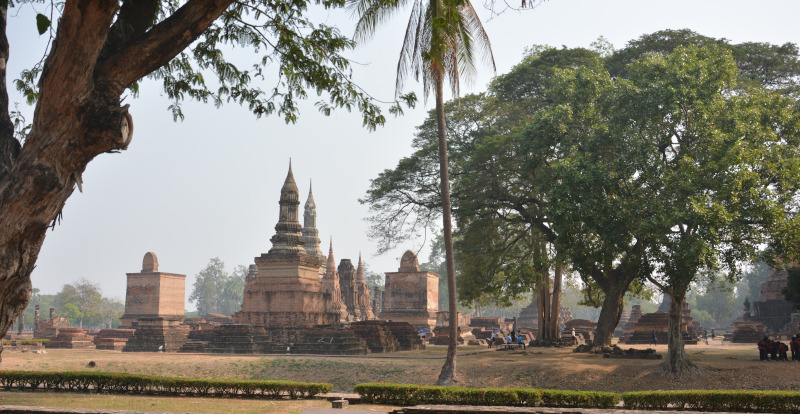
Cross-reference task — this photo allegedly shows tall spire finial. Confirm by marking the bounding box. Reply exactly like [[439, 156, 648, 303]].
[[269, 160, 305, 255]]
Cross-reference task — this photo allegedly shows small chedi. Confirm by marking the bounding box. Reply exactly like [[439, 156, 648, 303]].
[[620, 295, 699, 345], [120, 252, 188, 352], [618, 304, 643, 341], [120, 252, 186, 327], [379, 250, 439, 331]]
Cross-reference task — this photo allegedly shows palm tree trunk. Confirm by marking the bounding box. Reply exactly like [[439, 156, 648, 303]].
[[434, 70, 458, 386]]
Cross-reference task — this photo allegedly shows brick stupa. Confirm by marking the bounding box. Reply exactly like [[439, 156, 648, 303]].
[[380, 250, 439, 331], [120, 252, 186, 327], [233, 162, 339, 328]]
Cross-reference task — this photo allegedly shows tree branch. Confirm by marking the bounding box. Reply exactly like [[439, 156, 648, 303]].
[[94, 0, 235, 89], [0, 2, 18, 182]]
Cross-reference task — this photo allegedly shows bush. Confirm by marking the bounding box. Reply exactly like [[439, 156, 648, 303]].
[[2, 339, 49, 345], [622, 390, 800, 413], [354, 383, 616, 408], [0, 371, 332, 399]]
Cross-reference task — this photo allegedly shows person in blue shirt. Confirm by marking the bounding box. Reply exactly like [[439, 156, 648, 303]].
[[517, 333, 526, 349]]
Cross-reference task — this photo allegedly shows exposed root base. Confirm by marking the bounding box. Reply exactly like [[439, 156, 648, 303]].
[[657, 359, 701, 378]]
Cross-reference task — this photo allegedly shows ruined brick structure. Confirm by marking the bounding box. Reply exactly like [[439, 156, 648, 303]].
[[302, 182, 327, 279], [123, 317, 189, 352], [321, 239, 350, 322], [620, 299, 698, 345], [355, 255, 375, 320], [380, 250, 439, 331], [120, 252, 186, 327], [233, 163, 339, 328]]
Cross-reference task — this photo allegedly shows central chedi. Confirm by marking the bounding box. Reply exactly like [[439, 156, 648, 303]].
[[233, 162, 339, 327]]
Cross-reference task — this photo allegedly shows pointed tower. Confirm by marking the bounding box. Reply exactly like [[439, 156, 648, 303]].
[[355, 253, 375, 320], [322, 238, 350, 322], [302, 180, 326, 277], [269, 161, 306, 255], [234, 161, 338, 328]]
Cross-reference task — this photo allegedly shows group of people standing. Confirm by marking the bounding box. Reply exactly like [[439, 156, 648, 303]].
[[757, 336, 800, 361], [488, 329, 527, 349]]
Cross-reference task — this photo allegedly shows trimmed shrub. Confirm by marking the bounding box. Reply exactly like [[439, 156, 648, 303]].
[[0, 370, 332, 399], [622, 390, 800, 413], [354, 383, 616, 408]]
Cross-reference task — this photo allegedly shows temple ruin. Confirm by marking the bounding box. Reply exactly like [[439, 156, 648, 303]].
[[120, 252, 186, 327], [380, 250, 439, 331]]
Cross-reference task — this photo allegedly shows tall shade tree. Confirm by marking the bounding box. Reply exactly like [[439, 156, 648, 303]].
[[350, 0, 494, 385], [0, 0, 411, 347]]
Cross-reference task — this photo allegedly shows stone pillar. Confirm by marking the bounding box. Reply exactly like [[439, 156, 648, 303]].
[[49, 308, 55, 318], [17, 313, 23, 334], [34, 305, 39, 331]]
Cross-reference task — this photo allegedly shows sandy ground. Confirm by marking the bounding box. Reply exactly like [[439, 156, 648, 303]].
[[1, 342, 794, 393]]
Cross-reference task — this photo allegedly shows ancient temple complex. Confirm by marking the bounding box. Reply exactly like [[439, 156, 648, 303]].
[[302, 182, 327, 278], [322, 239, 350, 322], [380, 251, 439, 330]]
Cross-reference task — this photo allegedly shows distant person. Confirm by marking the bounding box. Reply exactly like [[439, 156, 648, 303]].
[[506, 334, 512, 344], [778, 341, 789, 361], [489, 331, 495, 348], [758, 337, 769, 361], [791, 336, 799, 361], [511, 330, 517, 343], [711, 329, 715, 340], [703, 329, 708, 340], [571, 327, 576, 337], [770, 339, 779, 360], [650, 329, 657, 346], [517, 334, 526, 349]]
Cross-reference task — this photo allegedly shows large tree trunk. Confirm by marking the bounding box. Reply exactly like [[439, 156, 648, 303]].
[[592, 285, 625, 349], [0, 0, 235, 352], [660, 291, 698, 377], [434, 71, 458, 386], [548, 262, 562, 337]]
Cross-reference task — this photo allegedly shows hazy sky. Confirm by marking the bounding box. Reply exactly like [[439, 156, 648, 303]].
[[6, 1, 800, 310]]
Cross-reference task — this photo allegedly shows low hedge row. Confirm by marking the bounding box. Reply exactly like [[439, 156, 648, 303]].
[[355, 383, 800, 412], [622, 390, 800, 413], [353, 383, 619, 408], [0, 371, 331, 399], [2, 339, 49, 345]]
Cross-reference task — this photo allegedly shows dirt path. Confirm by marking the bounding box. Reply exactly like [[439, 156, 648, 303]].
[[2, 343, 791, 393]]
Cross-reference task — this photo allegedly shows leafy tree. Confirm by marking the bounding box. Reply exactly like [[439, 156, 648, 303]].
[[691, 279, 738, 329], [617, 45, 800, 376], [54, 278, 103, 328], [59, 303, 83, 327], [0, 0, 414, 341], [351, 0, 494, 386], [782, 268, 800, 310], [189, 258, 246, 316]]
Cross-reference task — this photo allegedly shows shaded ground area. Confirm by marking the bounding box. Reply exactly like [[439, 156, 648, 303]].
[[1, 343, 790, 393]]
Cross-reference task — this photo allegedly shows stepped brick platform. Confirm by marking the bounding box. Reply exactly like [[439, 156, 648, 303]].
[[198, 323, 369, 355], [46, 328, 94, 349], [122, 317, 189, 352], [731, 320, 766, 343], [384, 321, 425, 350], [469, 317, 504, 329], [565, 319, 597, 344], [431, 326, 465, 345], [621, 311, 698, 345], [94, 329, 135, 350], [350, 320, 399, 353]]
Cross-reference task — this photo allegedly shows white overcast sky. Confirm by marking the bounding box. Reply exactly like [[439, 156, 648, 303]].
[[6, 1, 800, 310]]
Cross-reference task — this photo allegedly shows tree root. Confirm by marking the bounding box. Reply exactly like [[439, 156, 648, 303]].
[[656, 358, 701, 378]]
